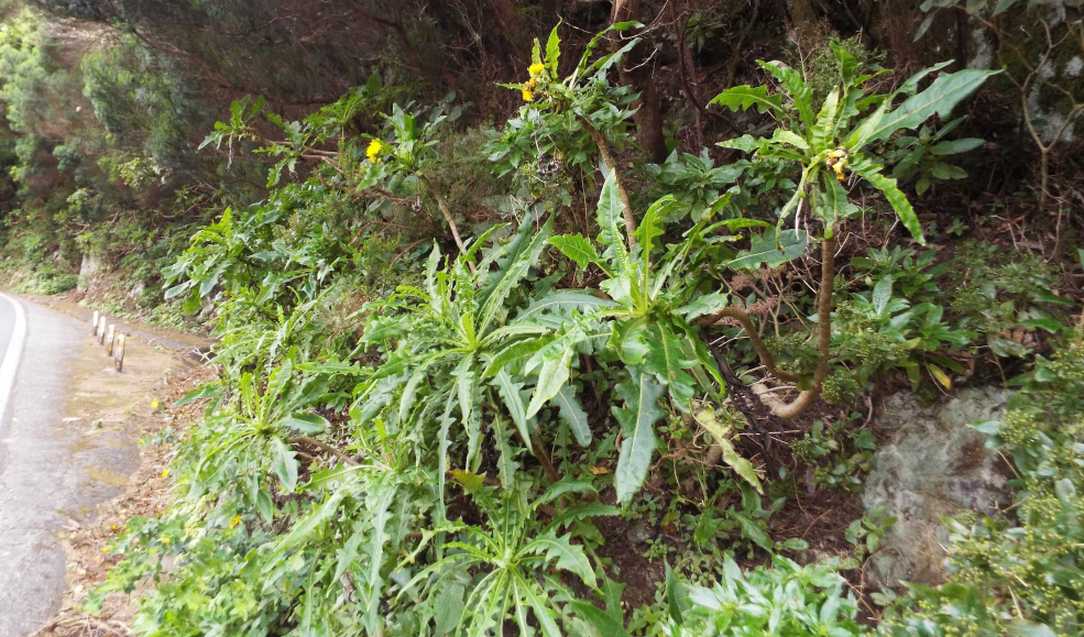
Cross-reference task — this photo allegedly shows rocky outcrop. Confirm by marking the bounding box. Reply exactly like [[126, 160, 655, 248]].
[[863, 387, 1012, 588], [76, 252, 102, 292]]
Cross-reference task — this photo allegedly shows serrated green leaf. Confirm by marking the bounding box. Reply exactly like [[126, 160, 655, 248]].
[[545, 23, 561, 73], [850, 157, 925, 244], [596, 168, 631, 275], [554, 384, 591, 446], [758, 60, 814, 125], [771, 128, 810, 151], [362, 481, 396, 634], [525, 344, 573, 419], [676, 291, 729, 321], [860, 68, 999, 145], [494, 369, 532, 447], [280, 413, 329, 434], [478, 217, 551, 333], [710, 84, 783, 115], [614, 371, 664, 503], [643, 324, 697, 412], [515, 290, 616, 325], [270, 438, 299, 493], [727, 228, 809, 270], [929, 137, 984, 156], [568, 600, 631, 637], [716, 134, 762, 153], [549, 233, 599, 269], [532, 533, 597, 587]]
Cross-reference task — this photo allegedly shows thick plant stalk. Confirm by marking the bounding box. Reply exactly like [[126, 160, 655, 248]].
[[291, 436, 358, 466], [576, 114, 638, 245], [700, 307, 799, 384], [706, 235, 836, 419], [420, 175, 469, 257]]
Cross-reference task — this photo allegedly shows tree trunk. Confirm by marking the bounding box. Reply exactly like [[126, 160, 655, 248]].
[[611, 0, 668, 163]]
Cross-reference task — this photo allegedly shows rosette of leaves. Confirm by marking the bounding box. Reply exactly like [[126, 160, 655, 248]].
[[182, 360, 333, 522], [397, 478, 616, 636], [352, 215, 614, 518], [711, 44, 998, 243], [539, 169, 755, 503]]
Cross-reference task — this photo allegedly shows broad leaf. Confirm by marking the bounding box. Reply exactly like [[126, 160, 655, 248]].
[[614, 372, 665, 503], [853, 68, 999, 147], [727, 228, 808, 270], [478, 217, 551, 333], [850, 156, 925, 244], [525, 343, 573, 419], [494, 369, 532, 447], [596, 169, 631, 275], [280, 413, 329, 434], [710, 85, 783, 115], [270, 438, 299, 493], [554, 384, 591, 446], [532, 532, 596, 587], [549, 233, 599, 269]]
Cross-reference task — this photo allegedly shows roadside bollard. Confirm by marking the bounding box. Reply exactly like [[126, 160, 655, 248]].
[[113, 333, 126, 372], [96, 316, 107, 344], [106, 324, 116, 355], [91, 310, 100, 335]]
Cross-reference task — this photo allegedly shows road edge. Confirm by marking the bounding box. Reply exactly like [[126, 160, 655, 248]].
[[0, 291, 28, 423]]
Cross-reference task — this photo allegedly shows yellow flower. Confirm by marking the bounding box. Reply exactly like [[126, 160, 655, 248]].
[[160, 468, 170, 479], [528, 62, 546, 78], [150, 399, 160, 411], [366, 138, 385, 163], [826, 148, 848, 182], [229, 514, 242, 529], [521, 87, 535, 102]]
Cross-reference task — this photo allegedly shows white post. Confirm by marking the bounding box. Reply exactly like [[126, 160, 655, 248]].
[[106, 324, 116, 356], [91, 310, 100, 334], [113, 334, 126, 373]]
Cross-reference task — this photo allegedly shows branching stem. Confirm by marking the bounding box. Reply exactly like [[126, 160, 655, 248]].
[[704, 235, 836, 419]]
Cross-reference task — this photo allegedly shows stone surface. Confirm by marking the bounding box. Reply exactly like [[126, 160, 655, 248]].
[[127, 280, 145, 300], [862, 387, 1012, 589], [76, 252, 102, 292]]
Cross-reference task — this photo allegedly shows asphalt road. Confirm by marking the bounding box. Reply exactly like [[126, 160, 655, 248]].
[[0, 294, 99, 636]]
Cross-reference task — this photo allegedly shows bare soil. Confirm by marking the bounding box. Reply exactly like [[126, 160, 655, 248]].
[[24, 296, 214, 637]]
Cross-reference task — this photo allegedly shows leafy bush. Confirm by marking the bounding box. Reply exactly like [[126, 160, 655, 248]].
[[663, 556, 863, 636]]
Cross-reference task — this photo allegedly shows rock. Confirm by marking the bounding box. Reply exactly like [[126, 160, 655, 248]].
[[626, 521, 653, 545], [128, 281, 145, 300], [862, 387, 1012, 589], [77, 252, 102, 291]]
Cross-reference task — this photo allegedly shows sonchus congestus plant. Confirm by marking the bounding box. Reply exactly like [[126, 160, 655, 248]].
[[707, 45, 997, 417], [542, 171, 772, 502], [495, 23, 641, 232]]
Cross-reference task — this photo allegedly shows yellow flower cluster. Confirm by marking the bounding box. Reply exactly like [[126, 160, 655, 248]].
[[522, 62, 547, 102], [826, 148, 849, 182], [366, 138, 385, 163]]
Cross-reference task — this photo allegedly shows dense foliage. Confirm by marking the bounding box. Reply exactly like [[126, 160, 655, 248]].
[[0, 1, 1082, 635]]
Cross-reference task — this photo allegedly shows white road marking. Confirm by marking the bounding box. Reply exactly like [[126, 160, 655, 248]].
[[0, 293, 28, 422]]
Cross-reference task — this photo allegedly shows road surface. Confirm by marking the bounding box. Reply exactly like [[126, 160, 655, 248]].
[[0, 294, 138, 636]]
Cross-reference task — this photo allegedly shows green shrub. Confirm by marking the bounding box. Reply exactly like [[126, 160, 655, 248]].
[[882, 328, 1084, 636]]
